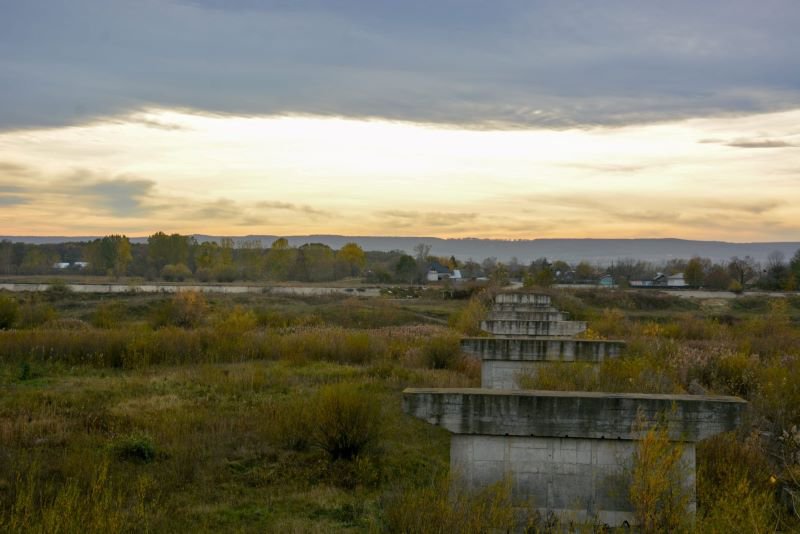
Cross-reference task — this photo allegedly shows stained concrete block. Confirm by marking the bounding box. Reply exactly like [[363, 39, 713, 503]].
[[403, 388, 746, 442], [450, 433, 698, 525], [480, 319, 587, 337], [461, 337, 625, 362], [486, 310, 569, 322], [495, 293, 552, 306]]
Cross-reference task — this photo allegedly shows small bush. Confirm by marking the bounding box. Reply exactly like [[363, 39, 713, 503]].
[[448, 295, 488, 336], [422, 335, 461, 370], [45, 279, 73, 298], [150, 291, 207, 328], [697, 432, 783, 533], [161, 263, 192, 282], [91, 301, 125, 329], [16, 302, 57, 328], [629, 417, 692, 533], [312, 383, 381, 461], [0, 294, 19, 328], [111, 433, 157, 463]]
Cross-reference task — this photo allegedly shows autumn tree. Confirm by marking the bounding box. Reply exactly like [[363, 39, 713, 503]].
[[264, 237, 296, 280], [337, 242, 366, 276]]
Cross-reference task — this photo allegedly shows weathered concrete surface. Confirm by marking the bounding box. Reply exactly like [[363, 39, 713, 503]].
[[451, 434, 696, 526], [402, 388, 745, 442], [461, 337, 625, 362], [405, 388, 744, 526], [495, 293, 551, 306], [481, 319, 587, 337], [486, 310, 568, 322]]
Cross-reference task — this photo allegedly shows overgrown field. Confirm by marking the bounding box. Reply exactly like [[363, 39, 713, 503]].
[[1, 288, 800, 532]]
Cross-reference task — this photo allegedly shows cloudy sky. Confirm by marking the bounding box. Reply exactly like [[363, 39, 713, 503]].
[[1, 0, 799, 239]]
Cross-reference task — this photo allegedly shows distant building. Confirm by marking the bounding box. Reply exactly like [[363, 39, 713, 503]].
[[630, 272, 687, 288], [53, 261, 89, 270], [598, 274, 615, 287], [426, 261, 461, 282], [667, 273, 688, 287]]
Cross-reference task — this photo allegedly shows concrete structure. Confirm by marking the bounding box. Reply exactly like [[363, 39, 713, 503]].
[[480, 319, 587, 337], [403, 388, 746, 526], [461, 337, 626, 389], [465, 291, 622, 388], [403, 291, 747, 527]]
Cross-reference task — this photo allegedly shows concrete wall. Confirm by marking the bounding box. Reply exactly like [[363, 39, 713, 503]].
[[480, 319, 587, 337], [403, 388, 746, 442], [481, 360, 589, 389], [495, 293, 551, 306], [451, 434, 696, 526], [486, 311, 568, 322], [461, 337, 625, 362]]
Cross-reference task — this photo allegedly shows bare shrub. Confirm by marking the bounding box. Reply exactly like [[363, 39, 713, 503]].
[[150, 291, 207, 328], [312, 383, 381, 462]]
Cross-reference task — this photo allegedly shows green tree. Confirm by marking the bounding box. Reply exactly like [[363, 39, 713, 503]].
[[790, 249, 800, 280], [264, 238, 296, 280], [575, 261, 597, 281], [394, 255, 417, 283], [85, 235, 133, 277], [147, 232, 191, 273], [684, 257, 707, 287]]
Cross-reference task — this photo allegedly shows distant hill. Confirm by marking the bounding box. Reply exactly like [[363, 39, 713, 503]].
[[3, 235, 799, 265]]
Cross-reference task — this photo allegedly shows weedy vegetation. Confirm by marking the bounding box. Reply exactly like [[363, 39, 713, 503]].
[[1, 287, 800, 532]]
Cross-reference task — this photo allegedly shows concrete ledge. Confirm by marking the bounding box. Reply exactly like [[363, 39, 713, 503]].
[[461, 337, 625, 362], [403, 388, 746, 442], [481, 319, 587, 337], [496, 293, 551, 306], [486, 311, 568, 322]]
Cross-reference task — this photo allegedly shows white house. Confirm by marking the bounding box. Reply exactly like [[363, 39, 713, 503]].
[[667, 273, 688, 287]]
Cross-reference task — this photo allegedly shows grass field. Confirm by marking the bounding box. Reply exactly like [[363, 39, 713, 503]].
[[1, 287, 799, 532]]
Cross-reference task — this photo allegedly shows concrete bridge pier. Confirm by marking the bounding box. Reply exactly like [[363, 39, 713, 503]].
[[403, 388, 746, 527]]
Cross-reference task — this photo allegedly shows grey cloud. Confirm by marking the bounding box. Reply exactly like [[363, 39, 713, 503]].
[[703, 199, 783, 214], [254, 201, 330, 217], [57, 174, 156, 217], [380, 210, 478, 227], [699, 137, 797, 148], [0, 161, 37, 178], [725, 139, 796, 148], [193, 199, 241, 219], [80, 179, 155, 217], [0, 195, 30, 206], [2, 1, 800, 131]]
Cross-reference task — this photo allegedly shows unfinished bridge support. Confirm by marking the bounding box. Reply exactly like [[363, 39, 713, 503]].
[[403, 292, 747, 527], [403, 388, 746, 526]]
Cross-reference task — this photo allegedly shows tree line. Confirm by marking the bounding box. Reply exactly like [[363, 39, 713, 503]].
[[1, 234, 799, 289]]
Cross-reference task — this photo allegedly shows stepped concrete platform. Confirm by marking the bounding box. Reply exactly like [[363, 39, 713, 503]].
[[461, 337, 626, 389], [403, 388, 746, 526], [480, 319, 587, 337], [465, 292, 621, 388]]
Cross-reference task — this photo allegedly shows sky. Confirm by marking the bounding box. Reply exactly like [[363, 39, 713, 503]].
[[1, 0, 799, 240]]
